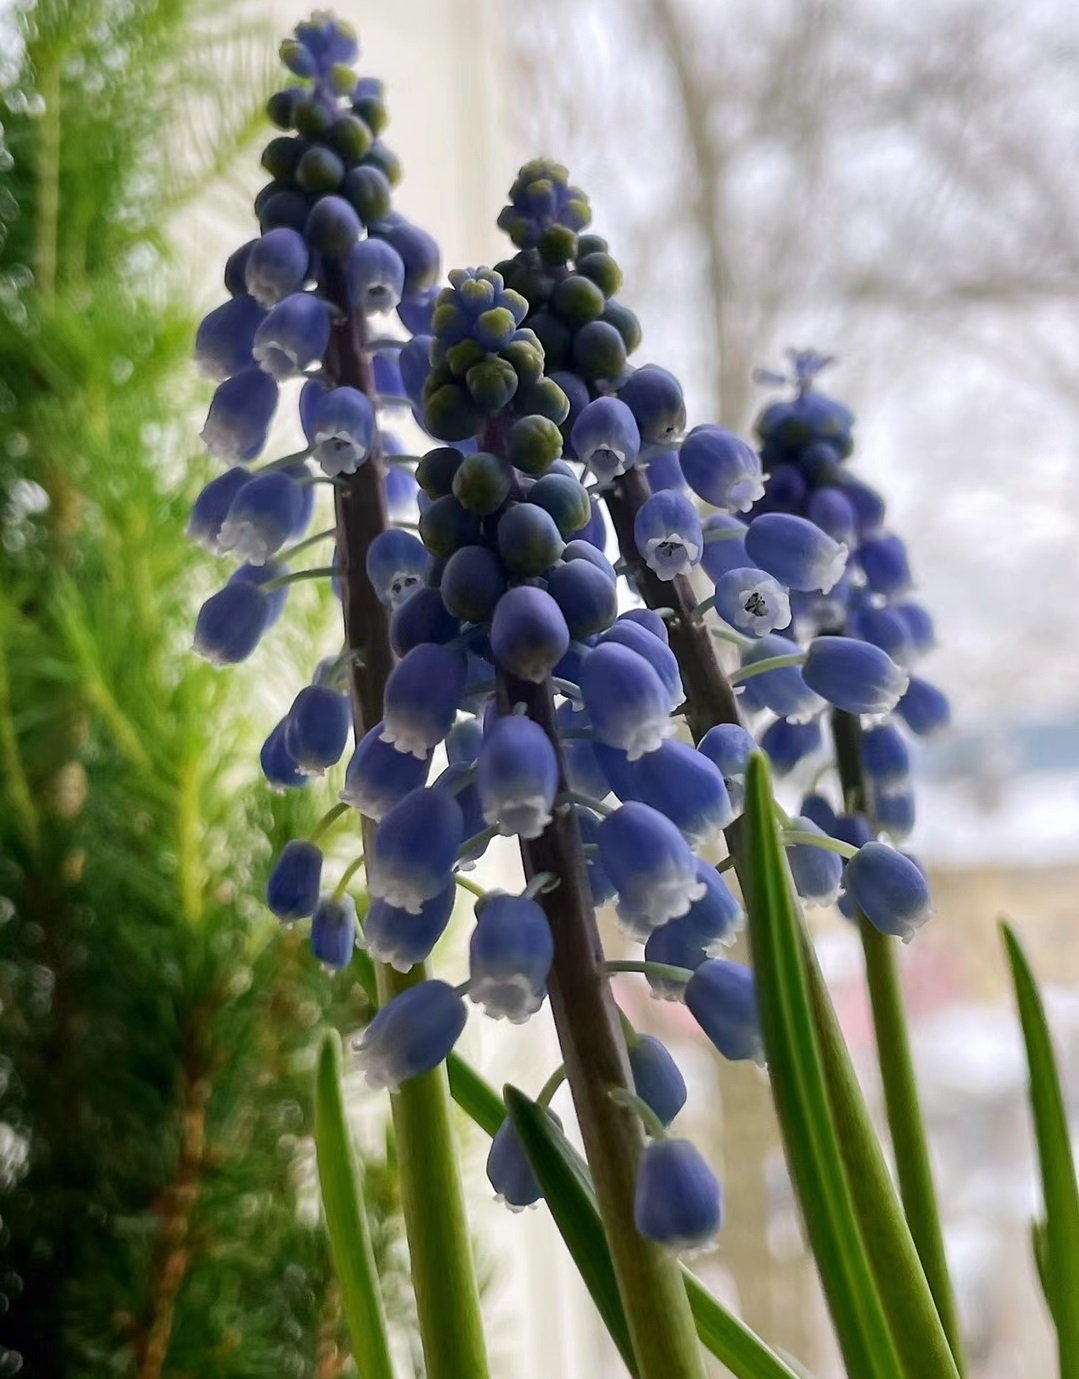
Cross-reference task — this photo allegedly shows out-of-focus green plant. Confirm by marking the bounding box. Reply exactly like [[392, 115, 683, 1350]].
[[0, 4, 410, 1375]]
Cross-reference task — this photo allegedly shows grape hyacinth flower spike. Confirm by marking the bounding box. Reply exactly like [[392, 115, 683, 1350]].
[[186, 23, 506, 1378], [186, 30, 959, 1370]]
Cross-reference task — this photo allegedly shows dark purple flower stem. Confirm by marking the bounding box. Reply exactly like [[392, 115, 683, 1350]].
[[482, 420, 706, 1379], [321, 260, 490, 1379]]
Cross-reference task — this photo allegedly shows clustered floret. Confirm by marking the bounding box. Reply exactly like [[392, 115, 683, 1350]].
[[188, 19, 946, 1259]]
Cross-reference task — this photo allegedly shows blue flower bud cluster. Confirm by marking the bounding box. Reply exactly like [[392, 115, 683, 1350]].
[[489, 175, 939, 943], [738, 355, 944, 937], [188, 17, 445, 958], [188, 15, 945, 1263]]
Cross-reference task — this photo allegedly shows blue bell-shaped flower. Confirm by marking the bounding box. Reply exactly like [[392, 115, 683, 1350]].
[[368, 786, 464, 913], [696, 723, 756, 816], [802, 635, 909, 715], [260, 719, 308, 790], [711, 567, 791, 638], [217, 471, 303, 565], [678, 424, 763, 512], [597, 801, 705, 935], [194, 295, 265, 381], [244, 227, 310, 308], [744, 512, 848, 594], [570, 395, 641, 480], [362, 882, 456, 973], [629, 1035, 687, 1127], [200, 367, 279, 462], [310, 894, 358, 969], [353, 979, 467, 1090], [347, 236, 406, 314], [308, 386, 377, 477], [633, 491, 703, 581], [468, 894, 554, 1023], [844, 842, 931, 942], [785, 817, 844, 907], [253, 291, 331, 378], [490, 586, 570, 684], [186, 468, 253, 551], [477, 715, 559, 840], [340, 724, 432, 820], [684, 959, 761, 1062], [633, 1138, 722, 1251], [487, 1108, 563, 1211], [285, 684, 351, 773], [267, 839, 323, 921], [365, 528, 429, 609], [630, 740, 734, 846], [193, 581, 271, 665], [580, 644, 675, 762], [381, 642, 468, 758]]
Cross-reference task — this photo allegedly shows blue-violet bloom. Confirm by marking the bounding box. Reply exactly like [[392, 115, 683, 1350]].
[[634, 491, 703, 580], [634, 1138, 722, 1252], [597, 801, 705, 935], [802, 635, 909, 715], [843, 841, 932, 942], [266, 839, 323, 921], [678, 425, 764, 512], [353, 979, 467, 1090], [361, 883, 456, 973], [381, 642, 468, 757], [367, 786, 464, 913], [580, 643, 676, 762], [468, 894, 554, 1023], [711, 566, 792, 637], [744, 512, 848, 594], [684, 959, 762, 1062], [477, 715, 559, 840], [629, 1035, 687, 1127], [310, 894, 358, 969], [193, 581, 271, 665]]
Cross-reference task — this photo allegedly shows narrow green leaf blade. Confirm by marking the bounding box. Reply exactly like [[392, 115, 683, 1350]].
[[1002, 923, 1079, 1373], [504, 1084, 640, 1377], [447, 1052, 505, 1138], [741, 752, 906, 1379], [802, 934, 961, 1379], [447, 1061, 807, 1377], [680, 1268, 815, 1379], [314, 1029, 395, 1379]]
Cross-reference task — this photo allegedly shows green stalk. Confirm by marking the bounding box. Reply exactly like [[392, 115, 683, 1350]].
[[802, 933, 962, 1379], [741, 754, 907, 1379], [314, 1031, 394, 1379], [831, 708, 965, 1374], [323, 262, 489, 1379]]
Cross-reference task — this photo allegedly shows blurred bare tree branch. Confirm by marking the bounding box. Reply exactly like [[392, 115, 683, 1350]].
[[505, 0, 1079, 722]]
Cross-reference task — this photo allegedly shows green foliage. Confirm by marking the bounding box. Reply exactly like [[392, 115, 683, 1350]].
[[314, 1030, 395, 1379], [738, 753, 908, 1379], [0, 3, 405, 1375], [1002, 923, 1079, 1376]]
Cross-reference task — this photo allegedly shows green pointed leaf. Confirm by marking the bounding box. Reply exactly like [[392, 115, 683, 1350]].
[[1002, 923, 1079, 1373], [740, 751, 907, 1379], [504, 1084, 640, 1378], [447, 1053, 505, 1137], [802, 935, 962, 1379], [681, 1269, 814, 1379], [314, 1029, 395, 1379], [503, 1084, 809, 1379]]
